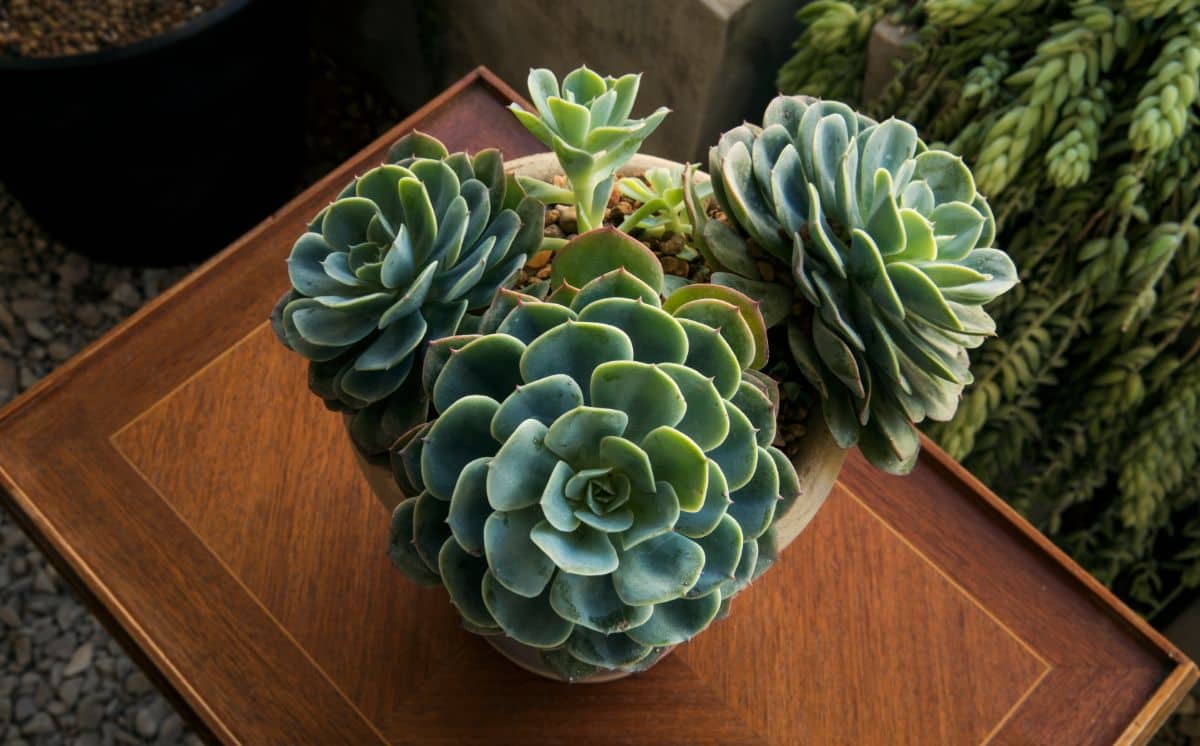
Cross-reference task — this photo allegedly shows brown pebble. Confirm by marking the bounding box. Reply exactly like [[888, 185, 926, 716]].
[[525, 250, 553, 270], [661, 257, 690, 277], [544, 224, 565, 239], [544, 208, 560, 226], [536, 266, 552, 280], [557, 206, 578, 234], [47, 341, 72, 362], [756, 261, 777, 283], [660, 234, 686, 256]]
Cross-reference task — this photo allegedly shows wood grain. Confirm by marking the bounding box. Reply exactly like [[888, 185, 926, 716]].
[[0, 68, 1194, 745]]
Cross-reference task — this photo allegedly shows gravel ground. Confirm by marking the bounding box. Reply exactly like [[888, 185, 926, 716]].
[[0, 50, 400, 744]]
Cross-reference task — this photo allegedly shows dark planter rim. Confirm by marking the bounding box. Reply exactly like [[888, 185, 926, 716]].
[[0, 0, 255, 71]]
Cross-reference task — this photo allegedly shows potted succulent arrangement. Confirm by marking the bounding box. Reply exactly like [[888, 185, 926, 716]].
[[270, 66, 1017, 682]]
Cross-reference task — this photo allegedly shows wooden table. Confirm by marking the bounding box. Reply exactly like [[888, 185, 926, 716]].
[[0, 68, 1194, 745]]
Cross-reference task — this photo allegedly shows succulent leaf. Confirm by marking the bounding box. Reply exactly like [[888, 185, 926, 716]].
[[549, 573, 652, 634], [550, 227, 665, 292], [624, 591, 723, 647]]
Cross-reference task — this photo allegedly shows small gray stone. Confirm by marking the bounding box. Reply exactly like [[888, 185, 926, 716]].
[[21, 712, 55, 735], [63, 643, 93, 678], [58, 677, 82, 706], [33, 568, 56, 594], [73, 304, 102, 327], [47, 632, 76, 660], [0, 604, 20, 628], [58, 254, 90, 287], [14, 635, 32, 667], [14, 696, 36, 722], [77, 696, 105, 729], [0, 303, 16, 335], [94, 654, 115, 676], [73, 734, 100, 746], [24, 319, 52, 342], [11, 298, 53, 321], [47, 341, 73, 363], [55, 603, 81, 631], [134, 706, 159, 738], [123, 672, 151, 695], [0, 697, 10, 723], [158, 713, 184, 743], [18, 366, 39, 389], [111, 283, 141, 309], [0, 358, 15, 399]]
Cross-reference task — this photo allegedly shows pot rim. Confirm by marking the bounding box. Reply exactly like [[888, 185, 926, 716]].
[[504, 151, 706, 181], [0, 0, 255, 72]]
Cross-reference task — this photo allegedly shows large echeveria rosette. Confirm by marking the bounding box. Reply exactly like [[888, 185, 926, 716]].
[[271, 132, 544, 455], [387, 229, 801, 680], [706, 95, 1018, 474]]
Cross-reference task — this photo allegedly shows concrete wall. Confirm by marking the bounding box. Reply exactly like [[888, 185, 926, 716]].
[[311, 0, 805, 163]]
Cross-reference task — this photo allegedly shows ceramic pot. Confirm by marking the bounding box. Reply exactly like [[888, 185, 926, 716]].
[[348, 152, 847, 682]]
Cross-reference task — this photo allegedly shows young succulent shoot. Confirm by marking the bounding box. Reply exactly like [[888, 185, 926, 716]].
[[616, 165, 713, 242], [703, 95, 1018, 474], [270, 131, 544, 455], [387, 227, 797, 679], [509, 66, 669, 235]]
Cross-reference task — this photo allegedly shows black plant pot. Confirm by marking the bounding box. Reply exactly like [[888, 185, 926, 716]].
[[0, 0, 309, 265]]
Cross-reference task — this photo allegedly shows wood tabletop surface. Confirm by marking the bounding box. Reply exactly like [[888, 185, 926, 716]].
[[0, 67, 1194, 745]]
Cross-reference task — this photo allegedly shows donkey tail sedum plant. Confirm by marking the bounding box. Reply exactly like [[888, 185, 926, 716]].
[[707, 95, 1018, 474], [387, 228, 801, 680], [271, 131, 544, 455]]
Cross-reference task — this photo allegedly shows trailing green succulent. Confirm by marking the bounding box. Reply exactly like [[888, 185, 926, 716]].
[[617, 165, 712, 241], [271, 131, 543, 455], [509, 66, 669, 234], [387, 228, 801, 679], [777, 0, 1200, 624], [703, 95, 1017, 474]]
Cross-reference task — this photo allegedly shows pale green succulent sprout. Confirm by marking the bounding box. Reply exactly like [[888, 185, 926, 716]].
[[509, 66, 669, 235], [616, 165, 713, 241], [703, 95, 1018, 474], [386, 227, 799, 680], [271, 131, 544, 455]]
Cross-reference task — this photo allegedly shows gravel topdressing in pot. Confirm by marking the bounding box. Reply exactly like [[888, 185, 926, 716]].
[[0, 0, 230, 59]]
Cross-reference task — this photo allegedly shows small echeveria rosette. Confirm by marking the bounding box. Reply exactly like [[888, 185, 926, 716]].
[[387, 228, 801, 681], [509, 66, 669, 233], [704, 95, 1019, 474], [270, 131, 545, 455]]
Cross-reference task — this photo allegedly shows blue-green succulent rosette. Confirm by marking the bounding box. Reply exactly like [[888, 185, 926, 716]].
[[701, 95, 1019, 474], [387, 228, 801, 680], [270, 131, 544, 455]]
